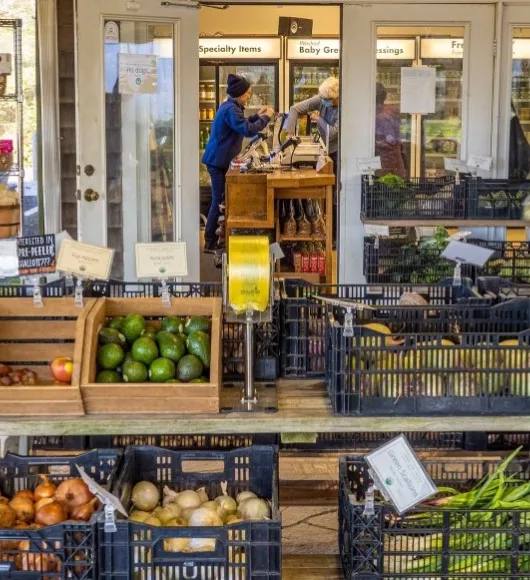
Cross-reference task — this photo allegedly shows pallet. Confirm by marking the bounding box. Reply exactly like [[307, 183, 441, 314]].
[[81, 297, 222, 414], [0, 297, 95, 416]]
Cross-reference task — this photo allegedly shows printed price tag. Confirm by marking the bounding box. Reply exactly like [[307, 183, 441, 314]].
[[364, 224, 390, 237], [57, 240, 114, 280], [357, 156, 382, 173], [17, 235, 56, 276], [365, 435, 437, 514], [0, 240, 18, 278], [467, 154, 492, 171], [442, 240, 494, 268], [135, 242, 188, 278], [444, 158, 468, 173]]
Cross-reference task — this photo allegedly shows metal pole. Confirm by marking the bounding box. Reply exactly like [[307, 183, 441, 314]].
[[242, 310, 256, 403]]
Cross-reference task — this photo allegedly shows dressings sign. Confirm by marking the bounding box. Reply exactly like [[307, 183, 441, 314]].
[[17, 235, 56, 276], [286, 38, 415, 60], [199, 38, 281, 60]]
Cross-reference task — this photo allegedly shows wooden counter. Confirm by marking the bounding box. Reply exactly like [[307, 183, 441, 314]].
[[226, 165, 335, 282], [0, 380, 527, 436]]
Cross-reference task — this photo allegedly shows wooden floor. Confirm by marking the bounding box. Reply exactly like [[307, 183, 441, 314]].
[[0, 380, 528, 436], [283, 555, 342, 579]]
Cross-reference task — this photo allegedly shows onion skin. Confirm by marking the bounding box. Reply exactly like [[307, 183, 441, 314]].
[[35, 497, 55, 512], [236, 491, 257, 505], [9, 497, 35, 524], [35, 502, 67, 526], [54, 478, 94, 510], [14, 490, 34, 502], [34, 475, 57, 502], [70, 497, 98, 522], [131, 481, 160, 512], [0, 502, 16, 528]]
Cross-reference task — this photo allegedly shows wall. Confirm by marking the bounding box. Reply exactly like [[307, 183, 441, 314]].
[[199, 4, 339, 36]]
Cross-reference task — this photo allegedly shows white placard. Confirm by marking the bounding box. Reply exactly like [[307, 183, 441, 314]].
[[119, 54, 158, 95], [376, 39, 416, 60], [76, 465, 128, 517], [400, 66, 436, 114], [57, 239, 114, 280], [444, 158, 469, 173], [442, 240, 494, 268], [421, 38, 464, 59], [365, 435, 437, 515], [357, 156, 382, 172], [104, 21, 120, 44], [0, 240, 18, 278], [0, 54, 12, 75], [287, 38, 340, 60], [199, 38, 281, 60], [513, 39, 530, 59], [467, 154, 492, 171], [135, 242, 188, 278], [364, 224, 390, 237]]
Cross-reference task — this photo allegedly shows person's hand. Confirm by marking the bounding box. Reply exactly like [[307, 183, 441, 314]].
[[260, 107, 274, 118], [310, 111, 320, 122], [258, 107, 269, 116]]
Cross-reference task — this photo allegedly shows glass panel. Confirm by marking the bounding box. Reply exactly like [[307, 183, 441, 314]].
[[199, 64, 215, 221], [104, 21, 175, 279], [375, 26, 465, 179], [509, 28, 530, 179]]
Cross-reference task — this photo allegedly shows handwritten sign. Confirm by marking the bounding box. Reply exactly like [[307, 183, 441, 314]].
[[57, 240, 114, 280], [135, 242, 188, 278], [467, 154, 492, 172], [17, 235, 56, 276], [119, 53, 158, 95], [444, 158, 468, 173], [442, 240, 494, 268], [357, 157, 382, 172], [364, 224, 390, 237], [0, 240, 18, 278]]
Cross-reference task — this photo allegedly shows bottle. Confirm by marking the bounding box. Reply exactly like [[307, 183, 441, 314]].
[[208, 108, 214, 120], [199, 129, 204, 149], [208, 85, 215, 100], [205, 127, 210, 144], [200, 108, 206, 120], [200, 84, 206, 99]]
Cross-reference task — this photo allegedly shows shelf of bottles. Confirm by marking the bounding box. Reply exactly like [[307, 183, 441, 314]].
[[199, 65, 216, 190]]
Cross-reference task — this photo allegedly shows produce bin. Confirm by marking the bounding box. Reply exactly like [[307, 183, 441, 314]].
[[100, 445, 281, 580], [339, 454, 530, 580], [361, 175, 466, 220], [80, 297, 222, 414], [467, 177, 530, 219], [0, 449, 120, 579], [0, 297, 97, 416], [0, 279, 68, 298], [86, 280, 280, 382], [327, 298, 530, 415]]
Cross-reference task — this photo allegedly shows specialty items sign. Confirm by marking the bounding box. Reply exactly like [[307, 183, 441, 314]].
[[17, 235, 56, 276]]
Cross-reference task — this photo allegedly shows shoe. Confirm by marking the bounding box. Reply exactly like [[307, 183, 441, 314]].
[[204, 241, 217, 254]]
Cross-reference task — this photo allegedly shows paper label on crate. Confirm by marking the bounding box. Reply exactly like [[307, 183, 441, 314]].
[[365, 435, 437, 515], [135, 242, 188, 278], [57, 239, 114, 280], [442, 240, 494, 268], [17, 235, 56, 276], [0, 54, 12, 75], [0, 240, 18, 278], [77, 465, 128, 517], [467, 154, 492, 171], [364, 224, 390, 237], [444, 158, 468, 173], [357, 156, 381, 173]]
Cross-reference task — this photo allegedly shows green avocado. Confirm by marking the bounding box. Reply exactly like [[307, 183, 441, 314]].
[[176, 354, 203, 382], [186, 331, 211, 368]]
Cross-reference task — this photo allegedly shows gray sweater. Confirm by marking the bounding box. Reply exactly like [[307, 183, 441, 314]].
[[284, 95, 339, 154]]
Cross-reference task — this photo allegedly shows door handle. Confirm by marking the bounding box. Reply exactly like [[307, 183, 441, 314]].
[[84, 188, 100, 202]]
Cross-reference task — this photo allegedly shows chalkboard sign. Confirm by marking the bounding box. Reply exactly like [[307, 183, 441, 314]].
[[17, 235, 56, 276]]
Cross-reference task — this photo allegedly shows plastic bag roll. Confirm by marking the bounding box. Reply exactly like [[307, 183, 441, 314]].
[[229, 236, 270, 314]]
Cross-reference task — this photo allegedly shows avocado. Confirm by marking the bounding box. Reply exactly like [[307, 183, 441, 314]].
[[186, 331, 211, 368], [99, 327, 127, 347], [184, 316, 209, 335], [162, 316, 185, 334], [156, 330, 179, 345], [176, 354, 203, 382], [190, 377, 208, 383]]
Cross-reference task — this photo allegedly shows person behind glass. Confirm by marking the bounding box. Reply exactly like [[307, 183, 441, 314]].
[[202, 74, 274, 253], [375, 82, 406, 178]]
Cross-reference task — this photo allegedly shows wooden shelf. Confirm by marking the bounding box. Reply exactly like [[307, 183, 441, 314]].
[[362, 217, 530, 227], [276, 272, 323, 283], [0, 380, 527, 436], [279, 236, 326, 242]]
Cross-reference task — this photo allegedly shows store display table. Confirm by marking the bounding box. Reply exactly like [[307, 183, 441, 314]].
[[283, 555, 341, 580], [0, 380, 526, 435]]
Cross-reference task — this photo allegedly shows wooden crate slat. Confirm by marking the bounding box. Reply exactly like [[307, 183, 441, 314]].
[[0, 320, 77, 340], [0, 342, 75, 362]]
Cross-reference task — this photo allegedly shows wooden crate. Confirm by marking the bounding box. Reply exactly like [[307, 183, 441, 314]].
[[81, 297, 222, 414], [226, 171, 274, 228], [0, 297, 96, 416]]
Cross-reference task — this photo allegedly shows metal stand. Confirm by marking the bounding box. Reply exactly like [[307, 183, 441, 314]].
[[242, 310, 257, 406]]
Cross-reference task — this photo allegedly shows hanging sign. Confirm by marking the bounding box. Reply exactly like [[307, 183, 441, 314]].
[[0, 240, 18, 278], [135, 242, 188, 278], [444, 158, 468, 173], [104, 21, 120, 44], [420, 38, 464, 59], [0, 54, 12, 75], [199, 38, 281, 60], [401, 66, 436, 114], [57, 240, 114, 280], [287, 38, 340, 60], [376, 39, 415, 60], [17, 235, 56, 276], [357, 156, 382, 173], [513, 39, 530, 59], [442, 240, 494, 268], [119, 53, 158, 94], [365, 435, 437, 515]]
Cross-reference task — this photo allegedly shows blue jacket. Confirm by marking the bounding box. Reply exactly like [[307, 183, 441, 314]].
[[202, 98, 271, 169]]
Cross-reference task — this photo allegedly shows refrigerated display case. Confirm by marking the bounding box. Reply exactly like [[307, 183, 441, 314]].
[[199, 64, 217, 218], [511, 38, 530, 179]]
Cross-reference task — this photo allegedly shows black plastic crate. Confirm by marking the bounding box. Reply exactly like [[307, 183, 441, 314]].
[[0, 279, 68, 298], [361, 175, 466, 220], [100, 445, 281, 580], [0, 449, 120, 579], [478, 241, 530, 282], [327, 300, 530, 415], [339, 454, 530, 580], [30, 437, 88, 454], [467, 177, 530, 219], [465, 432, 530, 451]]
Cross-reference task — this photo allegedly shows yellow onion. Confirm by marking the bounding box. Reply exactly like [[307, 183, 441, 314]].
[[34, 475, 57, 502], [196, 487, 209, 504], [129, 510, 151, 523], [188, 507, 223, 527], [238, 498, 270, 521], [131, 481, 159, 512], [236, 491, 257, 505], [215, 482, 237, 517], [175, 490, 202, 510], [164, 538, 189, 552], [9, 496, 35, 524], [165, 502, 182, 519]]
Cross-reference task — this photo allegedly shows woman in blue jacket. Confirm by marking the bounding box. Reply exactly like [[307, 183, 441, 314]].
[[202, 74, 274, 253]]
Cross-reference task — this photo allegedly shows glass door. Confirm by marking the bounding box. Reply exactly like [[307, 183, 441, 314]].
[[199, 64, 216, 222], [76, 0, 199, 280]]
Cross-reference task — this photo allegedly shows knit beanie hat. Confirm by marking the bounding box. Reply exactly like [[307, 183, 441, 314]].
[[227, 74, 250, 98]]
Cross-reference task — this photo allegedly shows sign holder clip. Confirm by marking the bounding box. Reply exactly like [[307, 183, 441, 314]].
[[74, 276, 84, 308], [160, 278, 171, 308], [31, 276, 43, 308]]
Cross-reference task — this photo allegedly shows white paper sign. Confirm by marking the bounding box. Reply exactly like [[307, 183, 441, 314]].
[[0, 240, 18, 278], [365, 435, 437, 515], [357, 157, 382, 172], [0, 54, 12, 75], [467, 154, 492, 172], [442, 240, 494, 268], [199, 38, 281, 60], [401, 67, 436, 114], [104, 22, 120, 44], [135, 242, 188, 278], [287, 38, 340, 60], [57, 239, 114, 280], [444, 158, 468, 173], [364, 224, 390, 237], [119, 54, 158, 95]]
